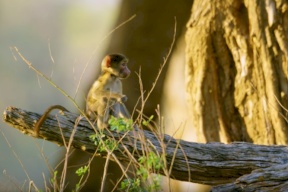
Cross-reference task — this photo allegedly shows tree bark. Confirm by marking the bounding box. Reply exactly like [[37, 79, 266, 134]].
[[212, 164, 288, 192], [186, 0, 288, 144], [3, 106, 288, 190]]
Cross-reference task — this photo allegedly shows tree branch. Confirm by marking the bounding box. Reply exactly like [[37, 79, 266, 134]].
[[3, 106, 288, 190]]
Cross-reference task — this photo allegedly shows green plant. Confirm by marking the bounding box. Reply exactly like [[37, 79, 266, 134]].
[[120, 151, 163, 192], [74, 166, 89, 191], [139, 152, 163, 172], [120, 178, 142, 192], [50, 170, 58, 186], [89, 116, 133, 153], [89, 133, 118, 152], [109, 116, 133, 132], [142, 115, 154, 127]]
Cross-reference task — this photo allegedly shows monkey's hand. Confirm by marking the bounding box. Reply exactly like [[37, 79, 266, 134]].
[[116, 95, 127, 103], [120, 95, 128, 103]]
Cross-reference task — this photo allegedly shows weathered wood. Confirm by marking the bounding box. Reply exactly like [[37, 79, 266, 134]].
[[3, 106, 288, 189], [212, 164, 288, 191]]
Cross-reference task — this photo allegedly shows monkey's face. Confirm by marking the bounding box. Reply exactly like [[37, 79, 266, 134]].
[[118, 61, 130, 79], [102, 54, 131, 78]]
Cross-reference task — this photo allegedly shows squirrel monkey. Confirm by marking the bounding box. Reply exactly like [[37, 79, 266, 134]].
[[34, 53, 131, 136]]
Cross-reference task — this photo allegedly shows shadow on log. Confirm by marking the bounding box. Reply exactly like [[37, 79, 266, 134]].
[[3, 106, 288, 191]]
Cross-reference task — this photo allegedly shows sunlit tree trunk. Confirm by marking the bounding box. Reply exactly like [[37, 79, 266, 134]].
[[186, 0, 288, 144]]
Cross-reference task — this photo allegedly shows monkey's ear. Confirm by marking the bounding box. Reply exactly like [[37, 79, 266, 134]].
[[103, 55, 111, 68]]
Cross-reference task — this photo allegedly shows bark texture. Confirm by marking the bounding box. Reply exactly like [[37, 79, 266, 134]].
[[186, 0, 288, 144], [3, 106, 288, 190]]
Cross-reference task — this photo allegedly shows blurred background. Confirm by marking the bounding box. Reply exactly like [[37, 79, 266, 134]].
[[0, 0, 121, 190], [0, 0, 208, 191]]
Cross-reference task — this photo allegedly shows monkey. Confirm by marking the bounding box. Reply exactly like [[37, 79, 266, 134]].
[[86, 53, 131, 129], [34, 53, 131, 136]]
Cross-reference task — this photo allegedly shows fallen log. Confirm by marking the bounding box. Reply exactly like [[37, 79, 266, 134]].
[[3, 106, 288, 190]]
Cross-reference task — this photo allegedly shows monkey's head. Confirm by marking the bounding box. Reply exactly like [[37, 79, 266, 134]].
[[101, 53, 131, 79]]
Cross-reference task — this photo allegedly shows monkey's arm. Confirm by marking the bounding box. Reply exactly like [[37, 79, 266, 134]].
[[34, 105, 68, 137], [111, 103, 131, 118], [91, 91, 126, 103]]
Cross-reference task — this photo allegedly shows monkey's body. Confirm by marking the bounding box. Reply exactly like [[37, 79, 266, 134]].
[[86, 72, 126, 128], [86, 54, 131, 129], [34, 53, 131, 136], [86, 75, 126, 128]]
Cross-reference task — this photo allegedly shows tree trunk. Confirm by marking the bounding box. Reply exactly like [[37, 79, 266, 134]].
[[186, 0, 288, 144]]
